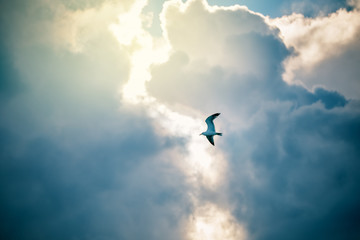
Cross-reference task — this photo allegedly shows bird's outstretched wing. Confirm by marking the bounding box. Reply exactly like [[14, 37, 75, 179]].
[[206, 136, 215, 146], [205, 113, 220, 132]]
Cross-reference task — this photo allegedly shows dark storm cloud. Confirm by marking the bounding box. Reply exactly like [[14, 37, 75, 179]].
[[0, 1, 25, 101], [0, 40, 23, 101], [227, 103, 360, 240], [0, 68, 188, 239], [0, 1, 190, 239], [0, 110, 188, 240]]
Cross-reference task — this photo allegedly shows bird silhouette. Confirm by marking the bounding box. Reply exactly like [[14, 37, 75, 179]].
[[200, 113, 222, 146]]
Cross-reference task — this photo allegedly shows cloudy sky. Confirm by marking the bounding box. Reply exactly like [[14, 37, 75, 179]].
[[1, 0, 360, 239]]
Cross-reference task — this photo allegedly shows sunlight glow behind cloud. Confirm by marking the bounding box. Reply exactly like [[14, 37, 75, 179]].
[[110, 0, 170, 102], [187, 203, 247, 240], [1, 0, 360, 239], [110, 0, 245, 239]]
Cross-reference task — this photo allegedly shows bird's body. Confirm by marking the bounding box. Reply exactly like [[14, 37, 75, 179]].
[[200, 113, 222, 146]]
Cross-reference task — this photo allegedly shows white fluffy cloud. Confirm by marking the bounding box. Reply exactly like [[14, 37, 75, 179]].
[[150, 0, 294, 124], [161, 0, 274, 73], [270, 7, 360, 98]]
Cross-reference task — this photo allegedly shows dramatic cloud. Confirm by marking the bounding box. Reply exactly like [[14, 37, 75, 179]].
[[0, 1, 189, 239], [227, 102, 360, 240], [149, 0, 348, 119], [271, 6, 360, 98], [1, 0, 359, 240], [147, 0, 360, 239]]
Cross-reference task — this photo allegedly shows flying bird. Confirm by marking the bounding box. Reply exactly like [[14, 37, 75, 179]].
[[200, 113, 222, 146]]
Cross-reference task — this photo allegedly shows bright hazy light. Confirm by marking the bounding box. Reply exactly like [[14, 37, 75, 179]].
[[110, 0, 246, 239], [109, 0, 146, 46], [188, 203, 247, 240], [110, 0, 225, 189], [109, 0, 170, 103], [149, 104, 227, 189]]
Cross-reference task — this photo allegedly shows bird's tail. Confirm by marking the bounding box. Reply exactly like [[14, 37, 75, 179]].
[[216, 132, 223, 136]]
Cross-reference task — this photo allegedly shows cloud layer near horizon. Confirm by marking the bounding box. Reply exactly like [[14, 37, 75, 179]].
[[1, 0, 360, 240]]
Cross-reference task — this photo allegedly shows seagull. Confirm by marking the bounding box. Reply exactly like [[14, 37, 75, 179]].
[[200, 113, 222, 146]]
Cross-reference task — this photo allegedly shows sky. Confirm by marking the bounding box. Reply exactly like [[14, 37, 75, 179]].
[[0, 0, 360, 239]]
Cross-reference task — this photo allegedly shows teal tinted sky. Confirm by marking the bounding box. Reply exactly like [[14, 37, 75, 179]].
[[1, 0, 360, 239], [144, 0, 354, 36], [209, 0, 351, 16]]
